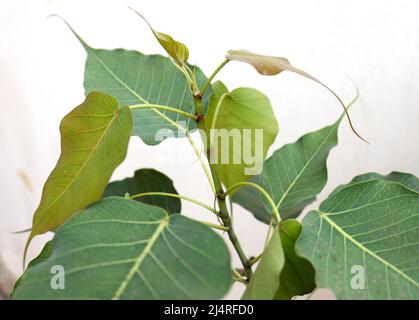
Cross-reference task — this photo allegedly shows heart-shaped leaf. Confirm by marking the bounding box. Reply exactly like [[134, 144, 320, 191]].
[[226, 49, 366, 142], [25, 92, 132, 262], [260, 119, 340, 220], [103, 169, 181, 214], [14, 198, 232, 299], [242, 220, 315, 299], [207, 86, 279, 191], [297, 177, 419, 299], [57, 18, 210, 145]]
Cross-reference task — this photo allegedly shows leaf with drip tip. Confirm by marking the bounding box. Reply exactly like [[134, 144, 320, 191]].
[[226, 49, 367, 143], [129, 7, 189, 65]]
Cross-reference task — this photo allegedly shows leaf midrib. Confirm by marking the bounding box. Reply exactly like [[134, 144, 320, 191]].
[[86, 46, 188, 131], [319, 211, 419, 288], [36, 107, 120, 228], [112, 214, 169, 299]]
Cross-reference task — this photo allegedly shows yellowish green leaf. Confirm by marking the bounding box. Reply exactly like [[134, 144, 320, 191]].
[[25, 92, 132, 263], [207, 87, 279, 191], [130, 7, 189, 65]]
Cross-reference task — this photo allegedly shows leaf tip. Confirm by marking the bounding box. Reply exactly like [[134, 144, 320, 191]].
[[47, 14, 90, 51]]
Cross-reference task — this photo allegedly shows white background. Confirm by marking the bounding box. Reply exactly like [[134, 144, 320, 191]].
[[1, 0, 418, 299]]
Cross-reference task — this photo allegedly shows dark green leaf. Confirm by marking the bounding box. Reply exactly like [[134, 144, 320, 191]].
[[297, 178, 419, 299], [274, 220, 315, 299], [79, 38, 210, 145], [13, 241, 53, 294], [83, 46, 210, 145], [14, 198, 232, 300], [232, 175, 272, 224], [242, 220, 315, 299], [233, 176, 315, 224], [103, 169, 181, 214], [349, 172, 419, 194], [260, 120, 340, 220]]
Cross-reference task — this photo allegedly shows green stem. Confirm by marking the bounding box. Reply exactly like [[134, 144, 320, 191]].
[[200, 59, 229, 97], [130, 104, 197, 120], [185, 132, 216, 193], [232, 268, 247, 284], [221, 182, 281, 223], [129, 192, 219, 216], [249, 253, 263, 266], [206, 148, 253, 280], [200, 221, 230, 231], [192, 60, 253, 280], [264, 216, 275, 249]]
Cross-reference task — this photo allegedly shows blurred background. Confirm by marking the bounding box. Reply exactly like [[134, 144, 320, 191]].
[[1, 0, 418, 299]]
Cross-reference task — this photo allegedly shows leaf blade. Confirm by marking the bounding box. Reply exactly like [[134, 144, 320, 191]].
[[260, 120, 340, 220], [226, 49, 366, 142], [26, 92, 132, 257], [103, 169, 181, 214], [297, 178, 419, 299], [242, 220, 315, 299], [14, 198, 232, 300], [209, 87, 279, 191], [129, 7, 189, 65]]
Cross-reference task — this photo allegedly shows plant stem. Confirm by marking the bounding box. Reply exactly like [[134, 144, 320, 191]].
[[200, 119, 253, 279], [221, 181, 281, 223], [249, 253, 263, 266], [185, 132, 216, 193], [200, 221, 230, 231], [232, 268, 247, 284], [200, 59, 229, 97], [129, 104, 197, 120], [129, 192, 219, 216], [192, 62, 253, 281]]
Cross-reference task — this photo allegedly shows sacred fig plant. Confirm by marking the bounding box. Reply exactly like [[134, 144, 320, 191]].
[[11, 10, 419, 300]]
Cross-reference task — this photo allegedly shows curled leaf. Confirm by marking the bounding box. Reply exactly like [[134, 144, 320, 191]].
[[129, 7, 189, 65], [226, 49, 367, 143]]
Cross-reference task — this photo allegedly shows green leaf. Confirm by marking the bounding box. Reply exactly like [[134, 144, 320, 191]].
[[274, 220, 316, 299], [297, 178, 419, 299], [260, 120, 340, 220], [83, 46, 209, 145], [60, 21, 210, 145], [13, 241, 53, 294], [25, 92, 132, 260], [242, 225, 284, 299], [349, 172, 419, 194], [208, 87, 279, 191], [233, 176, 315, 224], [242, 220, 315, 299], [226, 49, 366, 142], [129, 7, 189, 65], [232, 175, 272, 224], [103, 169, 181, 214], [14, 198, 232, 300]]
